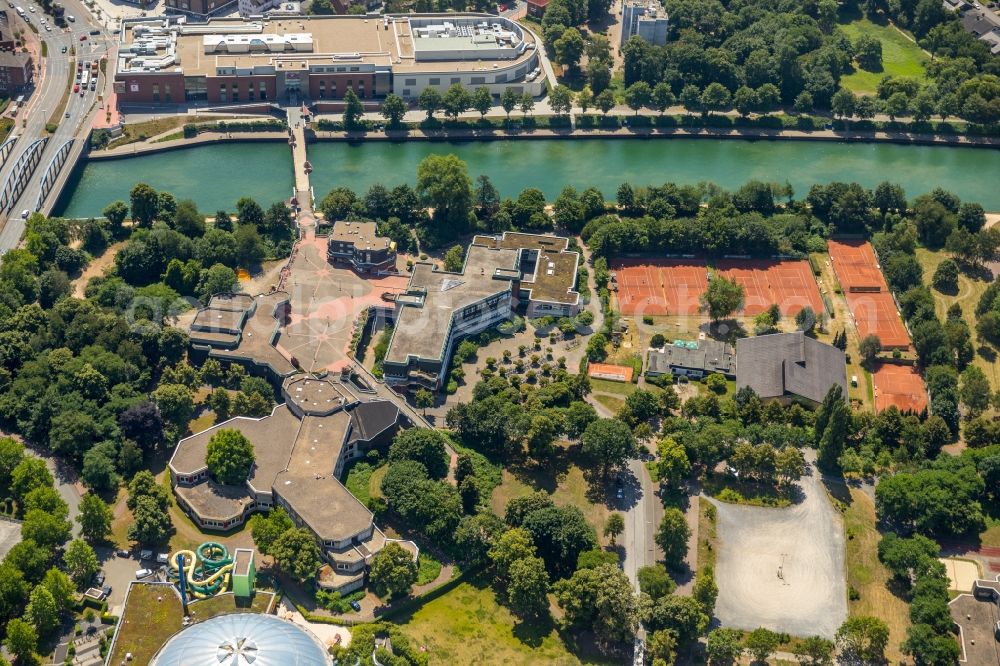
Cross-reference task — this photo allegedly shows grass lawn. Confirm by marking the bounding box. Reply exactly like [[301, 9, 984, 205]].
[[593, 394, 625, 414], [396, 575, 616, 665], [839, 18, 929, 94], [416, 551, 443, 586], [916, 248, 1000, 391], [840, 487, 910, 662], [697, 500, 717, 572], [109, 585, 271, 666], [981, 521, 1000, 548], [491, 454, 611, 547], [588, 378, 638, 396], [105, 115, 230, 149]]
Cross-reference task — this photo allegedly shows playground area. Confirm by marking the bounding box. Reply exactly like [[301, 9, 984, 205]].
[[828, 240, 911, 349], [714, 258, 823, 317], [611, 258, 823, 318], [712, 457, 847, 639], [872, 363, 928, 413]]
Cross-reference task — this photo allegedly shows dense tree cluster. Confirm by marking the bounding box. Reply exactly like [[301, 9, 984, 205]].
[[619, 0, 999, 123]]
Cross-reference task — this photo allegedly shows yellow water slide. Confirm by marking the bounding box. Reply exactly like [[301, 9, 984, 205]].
[[167, 549, 234, 599]]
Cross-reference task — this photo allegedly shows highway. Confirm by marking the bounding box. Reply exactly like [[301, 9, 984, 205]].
[[0, 0, 113, 251]]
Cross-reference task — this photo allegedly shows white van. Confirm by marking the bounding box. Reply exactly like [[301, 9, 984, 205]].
[[66, 13, 74, 21], [135, 568, 153, 579], [15, 7, 24, 16]]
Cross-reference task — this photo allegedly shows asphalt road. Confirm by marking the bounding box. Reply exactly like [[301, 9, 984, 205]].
[[620, 456, 660, 588], [0, 0, 112, 251]]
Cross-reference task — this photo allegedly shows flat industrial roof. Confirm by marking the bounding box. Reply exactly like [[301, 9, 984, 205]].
[[126, 14, 536, 78], [205, 292, 297, 376], [175, 481, 254, 522], [284, 375, 354, 415], [328, 220, 390, 252], [473, 232, 580, 305], [386, 245, 519, 364]]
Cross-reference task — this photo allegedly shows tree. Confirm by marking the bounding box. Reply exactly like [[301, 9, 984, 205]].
[[23, 487, 67, 519], [799, 636, 834, 665], [416, 154, 472, 238], [734, 86, 758, 117], [648, 629, 677, 664], [380, 93, 407, 127], [206, 429, 255, 485], [272, 527, 322, 583], [693, 564, 719, 614], [442, 244, 465, 272], [581, 418, 638, 478], [5, 618, 37, 663], [604, 512, 625, 546], [795, 305, 818, 334], [655, 508, 691, 569], [653, 437, 691, 491], [960, 365, 991, 416], [418, 87, 442, 120], [700, 275, 745, 322], [549, 84, 574, 115], [77, 494, 113, 543], [624, 81, 651, 114], [454, 513, 504, 568], [507, 556, 550, 618], [902, 623, 961, 665], [595, 89, 615, 115], [11, 458, 53, 505], [554, 28, 584, 73], [118, 401, 163, 451], [831, 88, 857, 121], [651, 82, 674, 115], [500, 88, 519, 118], [489, 527, 536, 581], [836, 615, 889, 663], [153, 383, 195, 430], [389, 428, 449, 479], [471, 87, 492, 118], [63, 539, 99, 588], [21, 509, 71, 550], [128, 495, 173, 544], [932, 258, 959, 292], [744, 627, 780, 663], [644, 594, 707, 645], [25, 585, 57, 636], [885, 92, 910, 120], [793, 90, 813, 113], [129, 183, 159, 227], [637, 564, 675, 600], [859, 334, 882, 366], [553, 563, 638, 645], [442, 83, 471, 120], [369, 542, 418, 597], [414, 388, 434, 416], [519, 93, 535, 118], [576, 86, 594, 113], [249, 507, 294, 556], [41, 568, 74, 615], [102, 200, 129, 229], [700, 82, 732, 115], [342, 88, 364, 129], [706, 627, 743, 665]]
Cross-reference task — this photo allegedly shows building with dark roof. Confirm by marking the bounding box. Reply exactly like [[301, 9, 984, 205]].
[[169, 373, 404, 592], [326, 220, 396, 274], [383, 232, 580, 392], [646, 339, 736, 379], [0, 51, 32, 95], [735, 332, 847, 404]]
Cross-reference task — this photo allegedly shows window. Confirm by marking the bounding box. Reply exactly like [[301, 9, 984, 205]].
[[450, 77, 460, 84], [471, 76, 485, 84], [429, 77, 440, 85], [259, 81, 267, 100], [152, 84, 160, 102], [318, 80, 325, 98], [350, 66, 359, 72], [164, 84, 172, 102], [404, 78, 416, 86], [231, 82, 238, 102]]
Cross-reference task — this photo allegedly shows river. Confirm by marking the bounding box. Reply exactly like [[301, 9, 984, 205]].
[[56, 138, 1000, 217]]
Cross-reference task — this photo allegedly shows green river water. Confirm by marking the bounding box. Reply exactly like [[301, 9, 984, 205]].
[[56, 138, 1000, 217]]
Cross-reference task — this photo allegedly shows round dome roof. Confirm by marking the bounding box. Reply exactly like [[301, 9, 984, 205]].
[[150, 613, 332, 666]]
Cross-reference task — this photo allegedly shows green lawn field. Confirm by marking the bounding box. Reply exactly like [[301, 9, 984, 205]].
[[839, 19, 929, 94]]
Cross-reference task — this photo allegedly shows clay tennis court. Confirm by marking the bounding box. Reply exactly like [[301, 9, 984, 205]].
[[612, 259, 708, 316], [715, 259, 824, 317], [612, 258, 823, 318], [828, 240, 911, 349], [873, 363, 928, 413]]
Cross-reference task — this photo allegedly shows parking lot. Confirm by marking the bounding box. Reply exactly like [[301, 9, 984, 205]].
[[95, 546, 171, 612]]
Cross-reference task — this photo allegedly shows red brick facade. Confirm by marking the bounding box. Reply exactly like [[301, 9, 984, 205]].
[[115, 70, 379, 104]]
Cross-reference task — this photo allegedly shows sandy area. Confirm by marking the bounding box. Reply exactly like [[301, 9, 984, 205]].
[[72, 241, 125, 298], [985, 212, 1000, 229], [277, 597, 351, 650], [940, 557, 981, 592], [711, 453, 847, 639]]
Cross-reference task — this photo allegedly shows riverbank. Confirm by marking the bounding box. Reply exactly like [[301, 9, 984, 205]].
[[87, 120, 1000, 161]]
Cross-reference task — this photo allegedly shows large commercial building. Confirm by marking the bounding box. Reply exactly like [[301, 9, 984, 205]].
[[382, 232, 580, 392], [113, 13, 545, 105], [169, 374, 406, 592], [620, 0, 669, 46], [736, 332, 847, 404]]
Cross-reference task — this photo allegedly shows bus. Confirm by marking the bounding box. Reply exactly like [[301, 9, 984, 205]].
[[80, 71, 89, 90]]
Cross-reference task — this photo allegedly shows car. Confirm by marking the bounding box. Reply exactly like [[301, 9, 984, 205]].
[[134, 568, 153, 579], [73, 83, 79, 92], [94, 571, 105, 585], [66, 13, 74, 21], [28, 6, 33, 11], [349, 600, 362, 612], [139, 549, 153, 560], [616, 485, 624, 500], [44, 25, 50, 31], [155, 553, 170, 564], [79, 34, 86, 41], [115, 549, 130, 558], [90, 81, 96, 91], [20, 209, 29, 219], [101, 585, 112, 597], [64, 111, 69, 118], [89, 28, 99, 35]]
